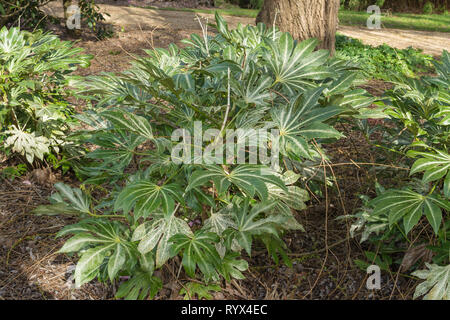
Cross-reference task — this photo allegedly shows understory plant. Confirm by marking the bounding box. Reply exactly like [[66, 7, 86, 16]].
[[350, 51, 450, 300], [0, 0, 111, 38], [37, 14, 377, 299], [335, 34, 434, 80], [0, 27, 91, 164]]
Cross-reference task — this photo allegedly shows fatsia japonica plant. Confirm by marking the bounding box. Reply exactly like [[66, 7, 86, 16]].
[[37, 14, 376, 299], [0, 27, 92, 164], [350, 51, 450, 300]]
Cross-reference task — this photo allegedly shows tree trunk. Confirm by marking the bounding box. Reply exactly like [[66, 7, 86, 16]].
[[256, 0, 340, 54], [63, 0, 72, 20]]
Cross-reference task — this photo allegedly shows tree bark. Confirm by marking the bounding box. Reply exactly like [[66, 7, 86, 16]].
[[256, 0, 340, 54], [63, 0, 73, 20]]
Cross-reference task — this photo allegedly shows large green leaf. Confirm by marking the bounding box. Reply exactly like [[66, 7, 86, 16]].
[[132, 213, 193, 267], [271, 89, 343, 160], [56, 219, 136, 285], [170, 230, 221, 280], [267, 34, 332, 93], [115, 271, 162, 300], [187, 165, 287, 199], [413, 263, 450, 300], [370, 189, 450, 234], [115, 181, 184, 217], [224, 200, 287, 256], [102, 109, 154, 141], [410, 149, 450, 185], [52, 183, 92, 215]]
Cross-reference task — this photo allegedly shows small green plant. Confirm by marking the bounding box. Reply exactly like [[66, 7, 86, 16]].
[[335, 34, 434, 80], [351, 51, 450, 300], [179, 282, 222, 300], [423, 1, 434, 14], [38, 14, 375, 299], [0, 0, 50, 29], [78, 0, 113, 39], [0, 27, 92, 164], [0, 164, 27, 180]]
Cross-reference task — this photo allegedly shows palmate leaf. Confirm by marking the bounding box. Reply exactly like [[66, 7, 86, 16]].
[[132, 213, 192, 268], [266, 34, 332, 94], [179, 282, 221, 300], [265, 170, 308, 231], [338, 89, 377, 110], [272, 88, 343, 160], [204, 210, 236, 235], [203, 208, 238, 257], [324, 72, 359, 96], [56, 219, 136, 286], [412, 263, 450, 300], [4, 126, 50, 163], [115, 181, 184, 218], [266, 183, 308, 231], [370, 189, 450, 234], [224, 200, 287, 256], [187, 165, 287, 200], [410, 149, 450, 193], [170, 230, 221, 280], [80, 74, 153, 108], [73, 245, 114, 287], [51, 183, 91, 215], [232, 61, 272, 107], [83, 130, 147, 183], [116, 271, 163, 300], [102, 109, 154, 141], [219, 252, 248, 282]]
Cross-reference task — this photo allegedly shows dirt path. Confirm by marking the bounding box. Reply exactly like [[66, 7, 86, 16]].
[[44, 3, 449, 56]]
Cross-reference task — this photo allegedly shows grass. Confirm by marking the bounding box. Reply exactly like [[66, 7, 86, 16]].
[[141, 6, 450, 33], [141, 5, 258, 18], [339, 10, 450, 33]]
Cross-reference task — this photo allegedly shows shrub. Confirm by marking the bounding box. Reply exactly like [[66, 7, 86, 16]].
[[335, 34, 434, 80], [37, 14, 376, 298], [349, 51, 450, 300], [0, 27, 92, 164], [423, 1, 434, 14], [0, 0, 111, 39], [0, 0, 49, 29]]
